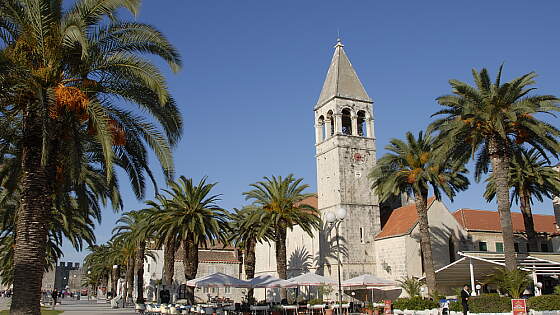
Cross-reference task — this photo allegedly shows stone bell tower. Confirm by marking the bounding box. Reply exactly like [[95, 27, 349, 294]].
[[314, 40, 380, 278]]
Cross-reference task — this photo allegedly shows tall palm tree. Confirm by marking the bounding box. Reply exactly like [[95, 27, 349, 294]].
[[431, 66, 560, 270], [243, 175, 321, 300], [113, 210, 153, 303], [484, 148, 560, 251], [228, 207, 272, 303], [145, 195, 180, 295], [1, 1, 182, 311], [150, 176, 229, 304], [368, 131, 469, 294]]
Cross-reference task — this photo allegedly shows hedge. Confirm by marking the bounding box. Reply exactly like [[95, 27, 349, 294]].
[[448, 294, 512, 313], [448, 294, 560, 312], [527, 295, 560, 311], [392, 297, 439, 310]]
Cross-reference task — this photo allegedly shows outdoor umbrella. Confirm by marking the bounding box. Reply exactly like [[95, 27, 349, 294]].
[[284, 272, 337, 287], [285, 272, 337, 302], [249, 275, 293, 288], [341, 274, 396, 302], [341, 274, 395, 287], [186, 272, 251, 288], [249, 274, 294, 302]]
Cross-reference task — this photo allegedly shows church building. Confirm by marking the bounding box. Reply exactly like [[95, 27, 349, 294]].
[[252, 40, 560, 299]]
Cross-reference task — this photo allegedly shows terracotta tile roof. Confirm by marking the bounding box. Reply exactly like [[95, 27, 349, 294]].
[[453, 209, 557, 234], [175, 247, 240, 264], [375, 197, 437, 240], [296, 195, 318, 209]]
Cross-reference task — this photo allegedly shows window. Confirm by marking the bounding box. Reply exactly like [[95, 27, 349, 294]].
[[341, 109, 352, 135], [357, 110, 366, 136], [478, 242, 488, 251], [495, 242, 504, 253], [178, 284, 188, 299], [514, 243, 520, 252], [224, 287, 231, 294], [540, 243, 549, 252], [360, 227, 365, 244], [203, 287, 208, 293], [147, 264, 150, 272]]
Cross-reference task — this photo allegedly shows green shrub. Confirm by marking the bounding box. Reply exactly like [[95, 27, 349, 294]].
[[392, 297, 439, 310], [449, 301, 462, 312], [397, 277, 422, 297], [308, 298, 324, 305], [469, 294, 512, 313], [527, 295, 560, 311], [555, 286, 560, 295]]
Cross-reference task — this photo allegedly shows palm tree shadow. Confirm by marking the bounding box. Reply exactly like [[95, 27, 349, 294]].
[[314, 222, 348, 276], [288, 247, 313, 278]]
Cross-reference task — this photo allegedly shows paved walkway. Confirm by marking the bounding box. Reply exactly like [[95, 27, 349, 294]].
[[0, 298, 137, 314], [55, 300, 136, 314]]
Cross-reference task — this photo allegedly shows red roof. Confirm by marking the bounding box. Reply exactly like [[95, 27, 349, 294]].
[[375, 197, 437, 240], [296, 195, 318, 209], [175, 247, 240, 264], [453, 209, 557, 234]]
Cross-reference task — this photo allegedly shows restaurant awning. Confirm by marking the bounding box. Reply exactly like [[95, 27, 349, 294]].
[[419, 251, 560, 292]]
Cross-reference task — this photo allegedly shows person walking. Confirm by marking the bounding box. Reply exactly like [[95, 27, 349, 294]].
[[51, 289, 59, 309], [460, 285, 470, 315]]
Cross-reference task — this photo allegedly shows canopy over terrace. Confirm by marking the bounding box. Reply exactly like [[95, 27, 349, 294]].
[[420, 251, 560, 294]]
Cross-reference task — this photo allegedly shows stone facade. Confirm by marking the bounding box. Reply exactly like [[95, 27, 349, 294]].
[[374, 200, 470, 283], [143, 246, 245, 303], [41, 261, 81, 291]]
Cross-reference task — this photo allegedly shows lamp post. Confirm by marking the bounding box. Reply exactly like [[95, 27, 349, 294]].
[[326, 208, 347, 315]]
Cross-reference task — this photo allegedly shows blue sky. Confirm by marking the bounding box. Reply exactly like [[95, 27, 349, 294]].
[[62, 0, 560, 262]]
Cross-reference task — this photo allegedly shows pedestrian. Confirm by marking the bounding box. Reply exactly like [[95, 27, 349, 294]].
[[160, 286, 170, 304], [51, 289, 59, 309], [461, 285, 470, 315]]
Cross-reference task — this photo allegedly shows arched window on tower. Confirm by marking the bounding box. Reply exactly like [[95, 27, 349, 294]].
[[317, 115, 325, 142], [357, 110, 366, 137], [341, 108, 352, 135], [326, 110, 334, 137]]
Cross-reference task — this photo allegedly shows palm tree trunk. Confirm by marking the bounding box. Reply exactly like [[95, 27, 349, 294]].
[[10, 106, 52, 315], [183, 234, 198, 304], [244, 237, 257, 304], [519, 191, 538, 252], [414, 192, 437, 294], [112, 265, 120, 297], [489, 137, 517, 270], [136, 241, 146, 303], [275, 225, 288, 300], [126, 256, 135, 303], [163, 237, 176, 292]]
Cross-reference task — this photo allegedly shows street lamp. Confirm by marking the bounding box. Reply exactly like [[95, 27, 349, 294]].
[[326, 207, 346, 315], [475, 284, 481, 296]]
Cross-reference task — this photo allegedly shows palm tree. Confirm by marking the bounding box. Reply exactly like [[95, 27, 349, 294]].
[[113, 210, 153, 303], [150, 176, 229, 304], [431, 66, 560, 270], [243, 175, 321, 300], [145, 195, 180, 295], [368, 131, 469, 294], [1, 1, 182, 311], [228, 207, 272, 303], [484, 148, 560, 251]]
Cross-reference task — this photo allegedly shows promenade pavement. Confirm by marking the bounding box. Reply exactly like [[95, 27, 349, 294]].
[[0, 298, 137, 314], [55, 299, 136, 314]]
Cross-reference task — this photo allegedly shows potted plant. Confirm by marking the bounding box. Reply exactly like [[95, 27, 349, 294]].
[[363, 302, 374, 315], [271, 304, 282, 315]]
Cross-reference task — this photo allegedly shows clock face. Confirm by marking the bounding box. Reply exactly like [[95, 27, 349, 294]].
[[352, 152, 365, 164]]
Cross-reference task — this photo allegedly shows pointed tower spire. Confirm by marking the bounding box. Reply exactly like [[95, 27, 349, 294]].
[[316, 40, 372, 108]]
